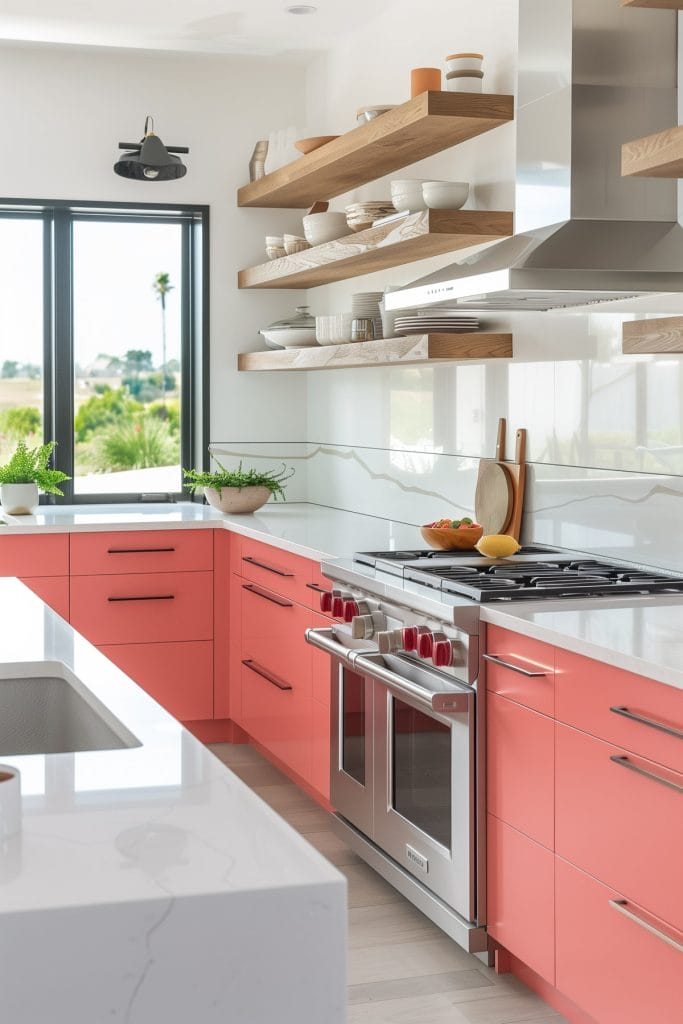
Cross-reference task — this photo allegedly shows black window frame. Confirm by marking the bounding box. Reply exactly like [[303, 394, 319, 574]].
[[0, 198, 210, 504]]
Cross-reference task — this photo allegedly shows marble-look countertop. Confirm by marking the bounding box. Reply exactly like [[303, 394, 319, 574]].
[[0, 577, 345, 1023]]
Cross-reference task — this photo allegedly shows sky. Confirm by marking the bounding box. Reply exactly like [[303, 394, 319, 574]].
[[0, 217, 182, 371]]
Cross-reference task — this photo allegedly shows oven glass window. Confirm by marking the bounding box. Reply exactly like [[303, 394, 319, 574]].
[[392, 697, 451, 848], [341, 669, 365, 785]]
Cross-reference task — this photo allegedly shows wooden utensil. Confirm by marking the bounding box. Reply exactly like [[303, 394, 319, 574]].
[[306, 201, 329, 216], [504, 427, 527, 542], [474, 418, 514, 535]]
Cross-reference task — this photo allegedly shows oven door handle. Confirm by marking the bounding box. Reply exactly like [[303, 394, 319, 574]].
[[304, 627, 370, 668], [353, 653, 473, 716]]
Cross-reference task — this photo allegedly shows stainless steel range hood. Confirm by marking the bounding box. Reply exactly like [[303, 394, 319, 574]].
[[388, 0, 683, 312]]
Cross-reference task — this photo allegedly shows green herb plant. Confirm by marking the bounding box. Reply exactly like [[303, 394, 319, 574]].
[[184, 458, 294, 502], [0, 440, 70, 496]]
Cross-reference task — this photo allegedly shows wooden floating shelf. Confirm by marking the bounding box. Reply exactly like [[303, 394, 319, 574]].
[[237, 333, 513, 372], [237, 91, 514, 209], [622, 125, 683, 178], [623, 316, 683, 354], [238, 209, 513, 290], [621, 1, 683, 8]]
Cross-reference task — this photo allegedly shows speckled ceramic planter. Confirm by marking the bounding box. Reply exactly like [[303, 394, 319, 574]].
[[203, 485, 271, 514]]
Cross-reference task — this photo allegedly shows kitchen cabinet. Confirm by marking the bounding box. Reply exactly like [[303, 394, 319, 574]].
[[486, 625, 683, 1022], [99, 640, 213, 722], [70, 529, 213, 575], [20, 576, 70, 620], [0, 534, 70, 619]]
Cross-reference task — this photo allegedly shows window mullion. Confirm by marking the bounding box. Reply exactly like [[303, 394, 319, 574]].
[[52, 208, 74, 503]]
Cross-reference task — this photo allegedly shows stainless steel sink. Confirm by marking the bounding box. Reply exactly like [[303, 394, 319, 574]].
[[0, 665, 141, 756]]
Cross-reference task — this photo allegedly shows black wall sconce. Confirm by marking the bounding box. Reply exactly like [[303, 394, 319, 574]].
[[114, 115, 189, 180]]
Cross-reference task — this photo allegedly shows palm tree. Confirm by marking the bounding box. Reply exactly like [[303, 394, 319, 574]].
[[152, 272, 174, 404]]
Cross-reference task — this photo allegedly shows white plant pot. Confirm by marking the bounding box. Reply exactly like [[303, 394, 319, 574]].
[[203, 485, 271, 515], [0, 483, 39, 515]]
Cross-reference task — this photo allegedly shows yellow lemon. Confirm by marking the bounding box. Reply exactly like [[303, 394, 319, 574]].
[[476, 534, 521, 558]]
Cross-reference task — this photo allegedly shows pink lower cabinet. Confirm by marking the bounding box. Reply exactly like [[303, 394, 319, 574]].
[[0, 533, 69, 577], [69, 528, 213, 575], [99, 641, 213, 721], [556, 857, 683, 1024], [556, 722, 683, 929], [487, 814, 555, 984], [241, 657, 311, 781], [485, 625, 555, 716], [20, 577, 69, 621]]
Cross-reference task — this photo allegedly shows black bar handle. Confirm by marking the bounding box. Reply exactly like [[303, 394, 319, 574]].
[[107, 547, 176, 554], [242, 555, 294, 578], [242, 583, 293, 608], [306, 582, 329, 594], [107, 594, 175, 603], [242, 659, 292, 691]]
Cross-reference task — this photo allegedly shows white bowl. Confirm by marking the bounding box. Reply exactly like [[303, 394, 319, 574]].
[[315, 313, 354, 345], [356, 105, 396, 124], [445, 54, 483, 74], [422, 181, 469, 210], [446, 77, 483, 93], [302, 212, 349, 247], [283, 233, 310, 255], [259, 327, 317, 348], [390, 179, 428, 212]]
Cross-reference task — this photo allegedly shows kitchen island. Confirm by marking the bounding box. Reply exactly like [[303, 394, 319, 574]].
[[0, 578, 346, 1024]]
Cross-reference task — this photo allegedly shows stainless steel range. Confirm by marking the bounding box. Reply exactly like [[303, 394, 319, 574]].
[[304, 544, 683, 955]]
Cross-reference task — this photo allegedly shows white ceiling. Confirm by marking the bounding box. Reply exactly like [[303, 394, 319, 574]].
[[0, 0, 395, 57]]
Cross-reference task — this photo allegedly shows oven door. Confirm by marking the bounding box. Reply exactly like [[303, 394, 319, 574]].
[[356, 652, 475, 922]]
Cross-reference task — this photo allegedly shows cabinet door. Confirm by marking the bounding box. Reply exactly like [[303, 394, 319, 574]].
[[240, 538, 314, 606], [20, 577, 69, 621], [99, 641, 213, 721], [240, 581, 312, 697], [556, 857, 683, 1024], [241, 657, 311, 781], [70, 529, 213, 575], [310, 698, 330, 801], [213, 530, 230, 719], [0, 534, 69, 577], [487, 692, 554, 849], [485, 625, 555, 715], [487, 813, 555, 985], [556, 722, 683, 929]]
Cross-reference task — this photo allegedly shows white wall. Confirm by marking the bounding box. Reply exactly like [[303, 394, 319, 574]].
[[0, 42, 310, 451]]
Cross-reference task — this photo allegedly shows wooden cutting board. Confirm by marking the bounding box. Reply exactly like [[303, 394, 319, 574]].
[[474, 419, 514, 535]]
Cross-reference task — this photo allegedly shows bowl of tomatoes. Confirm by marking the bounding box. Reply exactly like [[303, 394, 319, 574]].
[[420, 516, 484, 550]]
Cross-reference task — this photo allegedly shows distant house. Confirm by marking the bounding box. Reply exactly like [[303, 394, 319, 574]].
[[80, 356, 123, 379]]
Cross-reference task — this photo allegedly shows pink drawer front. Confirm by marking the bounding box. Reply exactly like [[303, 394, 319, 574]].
[[240, 537, 314, 606], [485, 625, 555, 715], [21, 577, 69, 621], [556, 857, 683, 1024], [310, 697, 330, 800], [556, 721, 683, 929], [556, 647, 683, 774], [241, 656, 311, 781], [487, 691, 554, 849], [70, 570, 213, 645], [99, 640, 213, 721], [70, 529, 213, 575], [0, 534, 69, 577], [240, 579, 312, 698]]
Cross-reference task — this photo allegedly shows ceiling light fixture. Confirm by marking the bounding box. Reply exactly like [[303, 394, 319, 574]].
[[114, 116, 189, 181], [286, 5, 318, 13]]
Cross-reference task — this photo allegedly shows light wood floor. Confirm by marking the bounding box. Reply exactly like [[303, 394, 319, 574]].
[[210, 742, 567, 1024]]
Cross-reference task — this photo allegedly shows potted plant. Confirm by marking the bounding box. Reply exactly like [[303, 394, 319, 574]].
[[184, 458, 294, 514], [0, 440, 70, 514]]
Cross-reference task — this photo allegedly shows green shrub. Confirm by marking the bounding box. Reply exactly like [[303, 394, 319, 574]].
[[147, 399, 180, 432], [74, 387, 142, 442], [0, 406, 41, 439], [92, 416, 179, 472]]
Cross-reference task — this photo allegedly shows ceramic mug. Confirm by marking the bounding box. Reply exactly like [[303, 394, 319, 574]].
[[410, 67, 441, 98]]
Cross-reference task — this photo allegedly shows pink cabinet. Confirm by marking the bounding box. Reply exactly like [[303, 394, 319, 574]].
[[556, 721, 683, 929], [310, 698, 330, 800], [70, 570, 213, 646], [241, 656, 311, 781], [0, 534, 69, 577], [240, 538, 314, 606], [487, 691, 554, 849], [487, 813, 555, 985], [240, 581, 313, 699], [70, 529, 213, 575], [556, 856, 683, 1024], [556, 647, 683, 774], [20, 576, 69, 621], [99, 640, 213, 721], [485, 625, 555, 715], [213, 530, 231, 720]]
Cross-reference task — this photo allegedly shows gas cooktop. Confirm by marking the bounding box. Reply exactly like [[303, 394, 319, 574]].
[[353, 550, 683, 603]]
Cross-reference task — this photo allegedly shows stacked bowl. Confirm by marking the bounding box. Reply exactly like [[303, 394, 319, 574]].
[[445, 52, 484, 93], [345, 200, 395, 232], [352, 292, 384, 340]]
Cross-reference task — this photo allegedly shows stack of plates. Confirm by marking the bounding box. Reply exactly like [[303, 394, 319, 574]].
[[345, 201, 396, 232], [352, 292, 384, 339], [394, 311, 479, 335]]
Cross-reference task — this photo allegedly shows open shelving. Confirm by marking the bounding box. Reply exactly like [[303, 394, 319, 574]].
[[622, 316, 683, 353], [622, 125, 683, 178], [620, 1, 683, 9]]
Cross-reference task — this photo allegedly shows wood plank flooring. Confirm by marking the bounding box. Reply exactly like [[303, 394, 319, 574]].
[[210, 742, 567, 1024]]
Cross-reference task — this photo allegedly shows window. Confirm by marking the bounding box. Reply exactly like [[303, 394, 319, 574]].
[[0, 201, 209, 502]]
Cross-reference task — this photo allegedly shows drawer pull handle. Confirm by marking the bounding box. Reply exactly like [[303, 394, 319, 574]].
[[483, 653, 547, 678], [107, 594, 175, 603], [242, 583, 293, 608], [107, 547, 176, 555], [609, 900, 683, 954], [609, 755, 683, 795], [610, 705, 683, 742], [306, 583, 328, 594], [242, 555, 294, 578], [242, 659, 292, 692]]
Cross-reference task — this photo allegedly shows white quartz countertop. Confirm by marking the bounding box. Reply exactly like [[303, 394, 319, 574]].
[[0, 500, 422, 562], [0, 578, 344, 915]]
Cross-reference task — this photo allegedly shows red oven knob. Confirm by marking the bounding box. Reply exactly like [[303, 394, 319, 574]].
[[343, 600, 360, 622], [403, 626, 418, 651], [331, 596, 344, 617], [433, 639, 454, 668], [319, 591, 333, 613], [418, 632, 434, 659]]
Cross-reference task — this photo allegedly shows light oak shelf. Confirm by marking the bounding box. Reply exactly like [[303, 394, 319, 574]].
[[621, 1, 683, 8], [623, 316, 683, 353], [238, 209, 513, 290], [622, 125, 683, 178], [237, 91, 514, 209], [237, 333, 513, 372]]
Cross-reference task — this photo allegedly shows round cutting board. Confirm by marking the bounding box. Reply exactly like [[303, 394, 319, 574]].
[[474, 461, 514, 535]]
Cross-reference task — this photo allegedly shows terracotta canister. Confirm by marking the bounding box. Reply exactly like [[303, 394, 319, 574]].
[[410, 67, 441, 98]]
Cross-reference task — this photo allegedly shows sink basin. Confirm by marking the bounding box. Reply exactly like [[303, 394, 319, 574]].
[[0, 664, 141, 756]]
